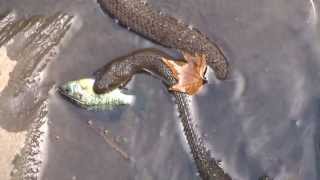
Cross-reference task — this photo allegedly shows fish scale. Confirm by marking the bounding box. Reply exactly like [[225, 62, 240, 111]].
[[58, 78, 135, 111]]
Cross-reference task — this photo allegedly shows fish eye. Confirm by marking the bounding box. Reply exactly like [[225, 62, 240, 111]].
[[65, 87, 70, 93]]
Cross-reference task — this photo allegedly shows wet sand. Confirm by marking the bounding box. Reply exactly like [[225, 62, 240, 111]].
[[0, 46, 25, 180], [0, 11, 73, 179]]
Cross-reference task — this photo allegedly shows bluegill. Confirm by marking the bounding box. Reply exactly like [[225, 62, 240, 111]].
[[58, 78, 134, 111]]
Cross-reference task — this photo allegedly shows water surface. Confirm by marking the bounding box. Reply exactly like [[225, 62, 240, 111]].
[[1, 0, 320, 179]]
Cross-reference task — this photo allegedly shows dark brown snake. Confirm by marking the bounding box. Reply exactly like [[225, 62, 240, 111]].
[[97, 0, 229, 80], [94, 0, 231, 179], [93, 49, 231, 180]]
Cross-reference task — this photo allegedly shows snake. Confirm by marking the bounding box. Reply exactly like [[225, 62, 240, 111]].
[[97, 0, 229, 80], [93, 49, 231, 180], [93, 0, 231, 179]]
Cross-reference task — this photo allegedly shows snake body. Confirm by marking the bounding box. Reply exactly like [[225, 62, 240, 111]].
[[94, 0, 230, 179], [97, 0, 229, 80], [93, 49, 231, 180]]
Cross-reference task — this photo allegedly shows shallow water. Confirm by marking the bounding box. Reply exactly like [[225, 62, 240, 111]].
[[1, 0, 320, 179]]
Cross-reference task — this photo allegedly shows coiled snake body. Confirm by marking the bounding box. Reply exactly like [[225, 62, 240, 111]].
[[97, 0, 229, 80], [95, 1, 231, 179], [93, 49, 231, 180]]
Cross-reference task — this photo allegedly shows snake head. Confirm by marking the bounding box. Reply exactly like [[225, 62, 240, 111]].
[[93, 69, 132, 94], [93, 76, 121, 94]]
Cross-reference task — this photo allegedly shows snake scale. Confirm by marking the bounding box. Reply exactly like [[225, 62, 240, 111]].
[[94, 0, 231, 179], [93, 49, 231, 180], [97, 0, 229, 80]]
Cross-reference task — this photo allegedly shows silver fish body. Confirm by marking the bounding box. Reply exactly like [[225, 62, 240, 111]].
[[58, 78, 134, 111]]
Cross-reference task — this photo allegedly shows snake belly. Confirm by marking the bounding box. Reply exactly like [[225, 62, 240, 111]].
[[97, 0, 229, 80], [93, 49, 231, 180]]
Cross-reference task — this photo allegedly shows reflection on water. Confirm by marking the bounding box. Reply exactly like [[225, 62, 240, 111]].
[[1, 0, 320, 179]]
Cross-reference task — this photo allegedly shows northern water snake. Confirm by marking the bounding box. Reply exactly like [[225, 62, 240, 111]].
[[93, 0, 231, 179], [97, 0, 229, 80], [93, 49, 231, 180]]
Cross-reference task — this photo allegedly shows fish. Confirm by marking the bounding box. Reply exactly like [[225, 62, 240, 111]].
[[58, 78, 135, 111]]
